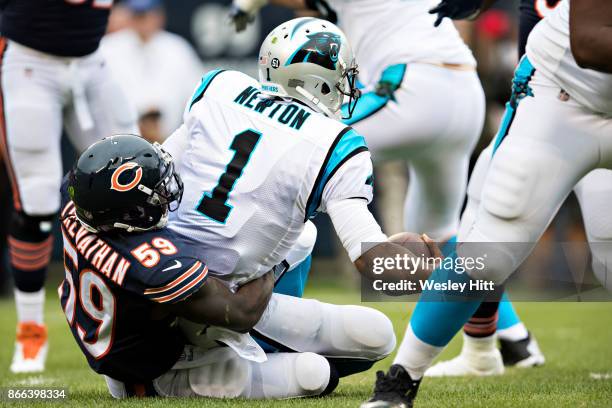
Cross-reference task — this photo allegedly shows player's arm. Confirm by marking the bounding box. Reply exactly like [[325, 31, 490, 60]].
[[318, 132, 441, 286], [429, 0, 497, 27], [327, 198, 440, 285], [230, 0, 336, 31], [167, 271, 274, 333], [569, 0, 612, 73]]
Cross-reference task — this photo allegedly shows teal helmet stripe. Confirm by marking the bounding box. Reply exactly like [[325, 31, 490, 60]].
[[290, 17, 316, 39]]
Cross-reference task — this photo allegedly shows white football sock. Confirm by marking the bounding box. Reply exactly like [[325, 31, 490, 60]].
[[497, 322, 528, 342], [463, 332, 496, 353], [393, 323, 444, 380], [15, 288, 45, 325]]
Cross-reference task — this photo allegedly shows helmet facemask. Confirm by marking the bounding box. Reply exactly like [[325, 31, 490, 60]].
[[336, 55, 361, 120]]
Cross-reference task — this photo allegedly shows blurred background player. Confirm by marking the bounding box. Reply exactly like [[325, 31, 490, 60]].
[[101, 0, 203, 143], [362, 1, 612, 406], [422, 0, 554, 377], [0, 0, 137, 373]]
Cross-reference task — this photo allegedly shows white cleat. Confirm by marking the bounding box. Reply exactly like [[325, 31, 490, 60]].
[[425, 334, 504, 377], [10, 322, 48, 374]]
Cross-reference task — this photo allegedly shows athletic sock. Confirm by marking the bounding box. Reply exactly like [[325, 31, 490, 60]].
[[461, 332, 497, 354], [393, 323, 443, 380], [463, 301, 499, 338], [14, 288, 45, 325]]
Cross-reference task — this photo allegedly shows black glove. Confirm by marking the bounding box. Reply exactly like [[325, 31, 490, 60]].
[[305, 0, 338, 24], [229, 4, 255, 32], [429, 0, 484, 27]]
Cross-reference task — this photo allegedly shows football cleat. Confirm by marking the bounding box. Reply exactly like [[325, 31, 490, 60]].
[[360, 364, 420, 408], [425, 335, 504, 377], [10, 322, 48, 373], [499, 332, 545, 368]]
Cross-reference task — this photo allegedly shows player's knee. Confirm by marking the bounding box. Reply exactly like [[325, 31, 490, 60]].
[[249, 352, 331, 399], [294, 352, 331, 396], [340, 305, 396, 360], [186, 348, 252, 398], [7, 106, 57, 153], [482, 146, 537, 221]]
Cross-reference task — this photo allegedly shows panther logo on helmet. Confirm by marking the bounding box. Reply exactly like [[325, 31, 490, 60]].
[[286, 32, 342, 70], [110, 162, 143, 192]]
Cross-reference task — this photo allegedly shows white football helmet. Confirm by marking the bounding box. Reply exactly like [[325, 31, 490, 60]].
[[258, 17, 360, 119]]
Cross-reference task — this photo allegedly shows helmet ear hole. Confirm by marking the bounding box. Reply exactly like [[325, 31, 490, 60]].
[[321, 82, 331, 95]]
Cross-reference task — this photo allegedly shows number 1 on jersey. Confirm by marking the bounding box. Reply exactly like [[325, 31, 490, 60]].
[[196, 129, 262, 223]]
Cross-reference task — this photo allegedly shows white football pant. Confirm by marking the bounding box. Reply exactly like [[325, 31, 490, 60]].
[[350, 63, 485, 238], [459, 70, 612, 287], [1, 40, 137, 215]]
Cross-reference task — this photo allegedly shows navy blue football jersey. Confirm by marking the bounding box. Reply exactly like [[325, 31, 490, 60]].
[[0, 0, 112, 57], [518, 0, 561, 58], [58, 179, 209, 382]]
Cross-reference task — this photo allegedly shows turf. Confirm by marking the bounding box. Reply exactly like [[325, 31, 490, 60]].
[[1, 271, 611, 407]]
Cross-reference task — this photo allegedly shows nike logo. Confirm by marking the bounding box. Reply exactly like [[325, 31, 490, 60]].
[[163, 260, 182, 272]]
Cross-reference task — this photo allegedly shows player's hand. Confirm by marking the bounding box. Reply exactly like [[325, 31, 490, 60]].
[[229, 4, 255, 32], [429, 0, 484, 27], [305, 0, 338, 24], [421, 234, 444, 263], [229, 0, 268, 32]]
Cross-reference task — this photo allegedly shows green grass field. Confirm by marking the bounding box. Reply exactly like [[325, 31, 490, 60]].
[[1, 271, 612, 408]]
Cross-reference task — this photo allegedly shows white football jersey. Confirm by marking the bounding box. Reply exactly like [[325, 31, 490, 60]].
[[165, 70, 373, 289], [527, 0, 612, 114], [326, 0, 476, 86]]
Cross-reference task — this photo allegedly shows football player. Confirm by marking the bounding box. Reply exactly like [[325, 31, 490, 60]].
[[422, 0, 612, 378], [362, 1, 612, 406], [0, 0, 137, 373], [161, 17, 441, 390], [61, 134, 346, 399], [421, 0, 557, 377]]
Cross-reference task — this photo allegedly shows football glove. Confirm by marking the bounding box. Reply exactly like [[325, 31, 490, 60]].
[[230, 0, 268, 32], [429, 0, 484, 27]]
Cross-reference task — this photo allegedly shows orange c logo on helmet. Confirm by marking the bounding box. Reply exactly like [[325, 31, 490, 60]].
[[110, 162, 143, 192]]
